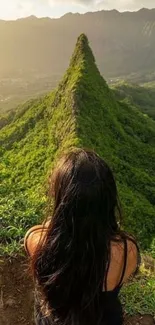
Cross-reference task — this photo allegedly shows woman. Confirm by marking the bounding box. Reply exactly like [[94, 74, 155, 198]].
[[24, 149, 140, 325]]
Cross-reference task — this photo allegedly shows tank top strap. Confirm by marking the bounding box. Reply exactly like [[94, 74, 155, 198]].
[[104, 255, 111, 292], [104, 236, 140, 292], [116, 237, 128, 288], [128, 237, 141, 274]]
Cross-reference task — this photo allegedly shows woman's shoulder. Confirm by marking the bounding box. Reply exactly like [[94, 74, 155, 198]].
[[106, 235, 140, 291], [111, 235, 140, 279], [24, 222, 50, 256], [111, 235, 139, 265], [126, 236, 141, 277]]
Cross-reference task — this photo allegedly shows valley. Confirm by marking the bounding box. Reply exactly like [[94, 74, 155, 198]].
[[0, 74, 59, 113]]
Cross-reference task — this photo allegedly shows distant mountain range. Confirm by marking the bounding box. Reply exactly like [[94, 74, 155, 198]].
[[1, 8, 155, 79]]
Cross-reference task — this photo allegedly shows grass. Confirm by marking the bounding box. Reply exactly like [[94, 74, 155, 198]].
[[121, 267, 155, 316]]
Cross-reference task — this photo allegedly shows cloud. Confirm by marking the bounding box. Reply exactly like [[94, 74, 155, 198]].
[[96, 0, 155, 11], [17, 0, 35, 13], [0, 0, 51, 19], [49, 0, 155, 10], [49, 0, 94, 7], [0, 0, 154, 20], [0, 0, 37, 19]]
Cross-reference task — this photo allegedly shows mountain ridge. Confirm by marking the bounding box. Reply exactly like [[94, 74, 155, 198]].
[[1, 8, 155, 79], [1, 8, 155, 22]]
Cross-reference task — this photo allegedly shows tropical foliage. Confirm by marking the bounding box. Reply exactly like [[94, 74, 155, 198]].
[[111, 81, 155, 120], [0, 34, 155, 260]]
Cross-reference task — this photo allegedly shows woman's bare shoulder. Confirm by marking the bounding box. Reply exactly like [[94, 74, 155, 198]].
[[105, 236, 139, 291], [125, 237, 139, 280], [111, 236, 139, 282], [24, 222, 49, 256], [112, 236, 138, 258]]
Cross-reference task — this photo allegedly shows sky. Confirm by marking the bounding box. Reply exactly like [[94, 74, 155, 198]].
[[0, 0, 155, 20]]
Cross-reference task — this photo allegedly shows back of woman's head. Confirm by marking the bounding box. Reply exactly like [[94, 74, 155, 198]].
[[32, 149, 121, 325]]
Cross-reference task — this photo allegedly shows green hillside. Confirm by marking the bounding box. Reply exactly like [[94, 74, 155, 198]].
[[111, 81, 155, 120], [0, 34, 155, 258], [0, 89, 79, 254]]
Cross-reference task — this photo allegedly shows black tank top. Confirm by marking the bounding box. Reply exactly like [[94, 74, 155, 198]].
[[100, 238, 141, 325], [34, 238, 140, 325]]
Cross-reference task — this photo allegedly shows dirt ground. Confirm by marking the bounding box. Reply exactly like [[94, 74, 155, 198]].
[[0, 257, 154, 325], [0, 257, 34, 325]]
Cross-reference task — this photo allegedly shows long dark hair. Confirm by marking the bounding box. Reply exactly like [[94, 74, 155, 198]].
[[32, 149, 123, 325]]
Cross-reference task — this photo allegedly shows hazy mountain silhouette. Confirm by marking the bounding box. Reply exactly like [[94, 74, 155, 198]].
[[1, 8, 155, 79]]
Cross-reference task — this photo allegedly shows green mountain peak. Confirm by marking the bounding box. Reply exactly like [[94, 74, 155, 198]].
[[57, 33, 100, 94], [70, 33, 95, 67], [56, 33, 112, 120]]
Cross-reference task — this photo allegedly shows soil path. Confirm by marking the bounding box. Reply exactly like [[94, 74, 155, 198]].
[[0, 257, 154, 325]]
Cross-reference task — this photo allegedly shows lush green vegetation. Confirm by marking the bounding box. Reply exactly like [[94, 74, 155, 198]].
[[1, 34, 155, 257], [121, 267, 155, 315], [111, 81, 155, 120], [0, 33, 155, 316], [0, 89, 79, 254]]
